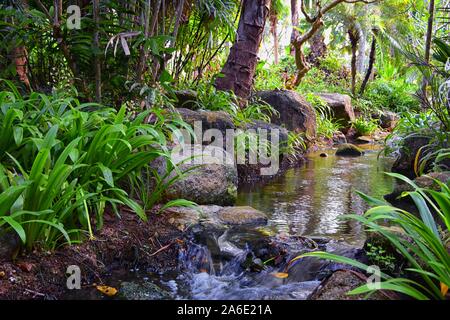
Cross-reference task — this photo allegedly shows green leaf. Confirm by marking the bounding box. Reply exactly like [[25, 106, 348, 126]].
[[98, 164, 114, 187], [1, 216, 26, 244], [13, 126, 23, 146]]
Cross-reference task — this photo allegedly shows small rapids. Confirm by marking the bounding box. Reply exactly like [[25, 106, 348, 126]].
[[173, 231, 321, 300]]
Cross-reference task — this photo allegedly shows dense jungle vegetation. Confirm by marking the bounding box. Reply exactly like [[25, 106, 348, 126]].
[[0, 0, 449, 301]]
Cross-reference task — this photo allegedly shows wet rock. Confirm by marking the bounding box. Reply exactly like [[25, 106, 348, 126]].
[[176, 108, 235, 147], [241, 120, 289, 146], [119, 281, 171, 300], [286, 243, 368, 283], [384, 172, 450, 226], [317, 93, 355, 130], [308, 270, 388, 300], [335, 143, 364, 157], [355, 136, 373, 144], [364, 226, 409, 272], [241, 253, 265, 272], [165, 205, 215, 231], [379, 110, 399, 130], [0, 231, 20, 261], [391, 136, 431, 179], [216, 206, 268, 226], [391, 136, 450, 179], [164, 205, 268, 230], [173, 90, 199, 110], [332, 131, 347, 144], [256, 90, 316, 138], [152, 145, 238, 206], [385, 171, 450, 204], [237, 120, 291, 182]]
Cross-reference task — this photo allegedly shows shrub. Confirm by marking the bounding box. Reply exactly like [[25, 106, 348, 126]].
[[305, 93, 342, 139], [0, 84, 191, 250], [352, 116, 379, 136], [364, 78, 419, 113]]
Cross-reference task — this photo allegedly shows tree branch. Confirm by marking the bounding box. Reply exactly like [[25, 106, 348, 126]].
[[300, 0, 314, 23]]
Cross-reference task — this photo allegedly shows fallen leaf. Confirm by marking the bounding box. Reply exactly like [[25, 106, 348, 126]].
[[17, 262, 34, 272], [273, 272, 289, 279], [96, 285, 118, 297], [441, 282, 448, 297]]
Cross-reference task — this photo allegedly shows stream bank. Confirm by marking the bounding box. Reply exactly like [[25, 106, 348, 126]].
[[0, 143, 397, 300]]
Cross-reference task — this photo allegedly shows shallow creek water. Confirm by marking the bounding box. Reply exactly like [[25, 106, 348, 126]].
[[237, 145, 395, 247], [70, 145, 395, 300]]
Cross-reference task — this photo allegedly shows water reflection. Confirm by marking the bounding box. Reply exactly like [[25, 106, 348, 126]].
[[237, 147, 395, 245]]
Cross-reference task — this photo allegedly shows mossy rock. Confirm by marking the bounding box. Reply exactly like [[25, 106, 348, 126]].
[[335, 143, 364, 157], [216, 206, 268, 226]]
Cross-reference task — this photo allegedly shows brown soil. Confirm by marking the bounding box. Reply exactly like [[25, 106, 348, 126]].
[[0, 207, 185, 300]]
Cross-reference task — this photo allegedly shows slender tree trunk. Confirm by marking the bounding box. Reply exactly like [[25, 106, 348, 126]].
[[348, 26, 359, 95], [270, 14, 279, 64], [93, 0, 102, 102], [11, 0, 31, 90], [215, 0, 270, 99], [421, 0, 435, 97], [290, 0, 299, 56], [359, 29, 377, 95], [12, 46, 31, 91], [356, 23, 366, 73]]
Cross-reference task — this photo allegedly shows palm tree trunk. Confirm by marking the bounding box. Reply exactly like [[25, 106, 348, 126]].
[[421, 0, 435, 98], [215, 0, 270, 99], [359, 29, 377, 95], [348, 27, 359, 95]]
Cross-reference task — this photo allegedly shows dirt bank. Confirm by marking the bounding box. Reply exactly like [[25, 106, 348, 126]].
[[0, 207, 185, 300]]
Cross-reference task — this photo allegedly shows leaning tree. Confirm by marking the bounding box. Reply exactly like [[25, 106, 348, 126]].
[[215, 0, 271, 99], [290, 0, 377, 87]]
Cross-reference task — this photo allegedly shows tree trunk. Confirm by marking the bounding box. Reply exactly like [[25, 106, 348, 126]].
[[421, 0, 435, 97], [356, 23, 366, 73], [11, 0, 31, 91], [215, 0, 270, 99], [348, 26, 359, 95], [291, 18, 323, 86], [290, 0, 299, 56], [93, 0, 102, 102], [307, 30, 327, 66], [270, 14, 279, 64], [359, 29, 377, 95]]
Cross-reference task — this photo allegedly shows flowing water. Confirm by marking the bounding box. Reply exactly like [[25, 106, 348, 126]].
[[69, 145, 395, 300]]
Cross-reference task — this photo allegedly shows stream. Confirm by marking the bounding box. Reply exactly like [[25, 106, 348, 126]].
[[70, 145, 395, 300], [237, 146, 395, 246]]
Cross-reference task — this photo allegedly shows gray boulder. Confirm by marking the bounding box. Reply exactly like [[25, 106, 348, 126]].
[[379, 110, 399, 130], [176, 108, 235, 147], [164, 205, 268, 230], [317, 93, 355, 129], [152, 145, 238, 206], [256, 90, 316, 138]]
